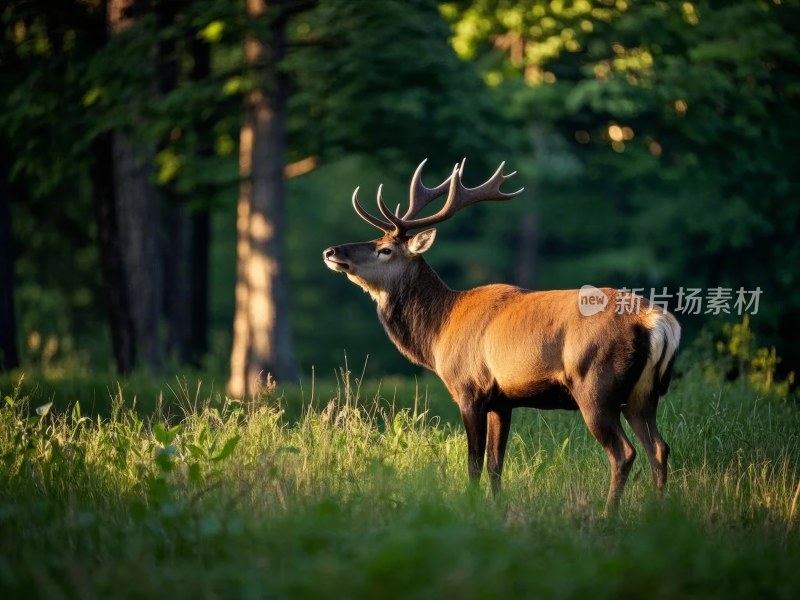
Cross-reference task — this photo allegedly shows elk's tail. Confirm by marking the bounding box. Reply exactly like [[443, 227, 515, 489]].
[[652, 311, 681, 395], [628, 310, 681, 411]]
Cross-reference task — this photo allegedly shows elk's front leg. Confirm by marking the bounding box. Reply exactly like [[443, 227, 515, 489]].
[[486, 405, 512, 496], [458, 399, 488, 485]]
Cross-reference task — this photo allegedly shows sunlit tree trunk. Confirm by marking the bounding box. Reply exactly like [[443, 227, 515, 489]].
[[108, 0, 164, 370], [229, 179, 252, 398], [0, 142, 19, 371], [229, 0, 298, 398]]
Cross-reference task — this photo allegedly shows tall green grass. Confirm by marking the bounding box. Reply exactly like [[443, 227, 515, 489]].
[[0, 367, 798, 598]]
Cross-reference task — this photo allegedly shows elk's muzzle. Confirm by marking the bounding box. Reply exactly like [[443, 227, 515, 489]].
[[323, 246, 349, 271]]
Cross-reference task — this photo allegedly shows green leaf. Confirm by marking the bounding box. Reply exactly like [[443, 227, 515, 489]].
[[188, 444, 207, 460], [168, 424, 182, 441], [154, 447, 175, 473], [188, 462, 202, 483], [222, 77, 241, 96], [153, 423, 168, 445], [71, 401, 81, 423], [82, 86, 103, 107], [197, 20, 225, 43], [211, 435, 240, 463], [153, 423, 182, 446], [393, 412, 405, 436]]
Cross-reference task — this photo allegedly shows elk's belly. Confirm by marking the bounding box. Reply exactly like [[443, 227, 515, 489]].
[[487, 347, 579, 410], [497, 378, 579, 410]]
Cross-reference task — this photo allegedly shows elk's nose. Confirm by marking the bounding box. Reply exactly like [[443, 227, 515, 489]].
[[323, 247, 336, 259]]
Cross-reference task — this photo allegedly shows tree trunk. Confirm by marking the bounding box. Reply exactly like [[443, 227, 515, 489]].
[[0, 142, 19, 371], [188, 28, 213, 366], [157, 0, 191, 364], [229, 0, 298, 398], [229, 176, 252, 398], [92, 134, 136, 374], [163, 203, 190, 363], [111, 135, 163, 370], [108, 0, 164, 370], [189, 209, 210, 365]]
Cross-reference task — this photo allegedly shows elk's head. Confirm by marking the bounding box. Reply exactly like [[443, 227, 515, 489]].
[[323, 159, 523, 299]]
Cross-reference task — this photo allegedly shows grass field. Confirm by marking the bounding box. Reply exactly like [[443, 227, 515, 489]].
[[1, 365, 799, 599]]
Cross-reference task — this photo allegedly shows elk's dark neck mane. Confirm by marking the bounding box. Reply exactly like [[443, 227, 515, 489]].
[[377, 259, 458, 370]]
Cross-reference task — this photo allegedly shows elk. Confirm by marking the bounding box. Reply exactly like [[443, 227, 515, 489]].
[[323, 159, 680, 513]]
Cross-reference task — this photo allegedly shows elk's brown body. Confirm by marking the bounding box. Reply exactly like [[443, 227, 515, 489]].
[[323, 159, 680, 512]]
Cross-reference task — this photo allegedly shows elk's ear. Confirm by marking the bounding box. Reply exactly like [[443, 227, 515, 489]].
[[408, 228, 437, 255]]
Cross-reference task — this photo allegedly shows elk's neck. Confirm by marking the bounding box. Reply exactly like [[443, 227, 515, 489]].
[[376, 260, 458, 370]]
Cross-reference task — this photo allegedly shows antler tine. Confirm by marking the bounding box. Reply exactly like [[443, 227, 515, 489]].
[[376, 184, 405, 233], [351, 160, 524, 236], [387, 161, 524, 232], [457, 161, 525, 205], [403, 159, 459, 220], [352, 186, 394, 233]]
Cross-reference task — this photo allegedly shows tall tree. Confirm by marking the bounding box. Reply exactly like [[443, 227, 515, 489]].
[[187, 28, 213, 367], [93, 132, 137, 374], [156, 0, 191, 364], [108, 0, 164, 370], [229, 0, 304, 397]]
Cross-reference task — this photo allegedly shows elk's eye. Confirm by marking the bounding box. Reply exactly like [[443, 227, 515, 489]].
[[378, 247, 392, 256]]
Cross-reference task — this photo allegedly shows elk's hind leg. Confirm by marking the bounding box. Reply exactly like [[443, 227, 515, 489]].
[[576, 400, 637, 515], [623, 396, 670, 495]]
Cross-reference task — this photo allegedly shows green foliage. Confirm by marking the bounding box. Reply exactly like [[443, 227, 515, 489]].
[[288, 0, 524, 173], [0, 369, 799, 597], [714, 316, 796, 397], [443, 0, 800, 373]]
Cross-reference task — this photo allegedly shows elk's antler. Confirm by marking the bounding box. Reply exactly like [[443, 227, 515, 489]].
[[352, 159, 524, 236]]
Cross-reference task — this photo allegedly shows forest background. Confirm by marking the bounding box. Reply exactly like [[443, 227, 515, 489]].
[[1, 0, 798, 395]]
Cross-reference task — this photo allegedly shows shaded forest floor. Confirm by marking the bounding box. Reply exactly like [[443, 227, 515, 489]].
[[0, 368, 799, 598]]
